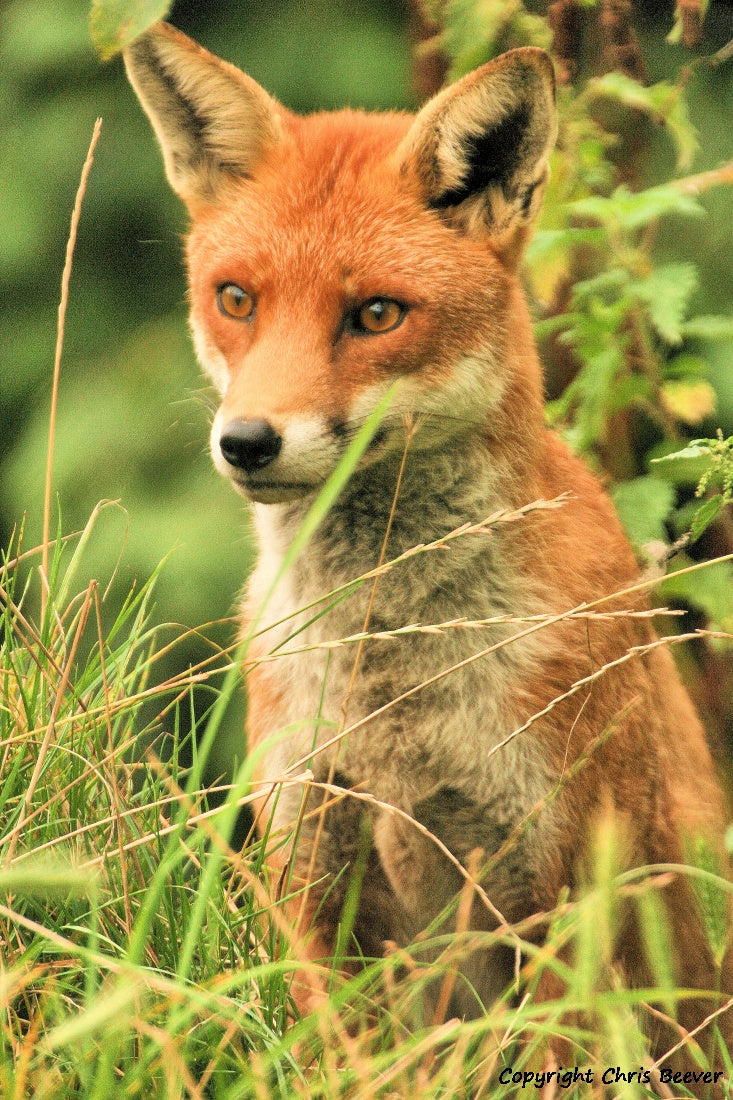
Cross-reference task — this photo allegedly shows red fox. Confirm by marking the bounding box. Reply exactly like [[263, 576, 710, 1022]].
[[125, 22, 730, 1079]]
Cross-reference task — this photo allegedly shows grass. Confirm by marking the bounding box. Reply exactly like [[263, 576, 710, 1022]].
[[2, 519, 733, 1098], [2, 119, 733, 1100]]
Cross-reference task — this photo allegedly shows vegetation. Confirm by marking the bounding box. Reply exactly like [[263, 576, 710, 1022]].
[[3, 438, 732, 1097], [1, 0, 732, 1096]]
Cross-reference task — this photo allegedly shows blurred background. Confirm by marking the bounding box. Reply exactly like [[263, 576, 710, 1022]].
[[1, 0, 731, 772], [0, 0, 415, 770]]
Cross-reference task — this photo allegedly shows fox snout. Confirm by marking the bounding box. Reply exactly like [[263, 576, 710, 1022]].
[[213, 414, 304, 502], [212, 402, 401, 503], [219, 418, 282, 474], [211, 409, 349, 503]]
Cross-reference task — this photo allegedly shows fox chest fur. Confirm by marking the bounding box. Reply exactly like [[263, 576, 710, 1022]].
[[246, 443, 553, 836]]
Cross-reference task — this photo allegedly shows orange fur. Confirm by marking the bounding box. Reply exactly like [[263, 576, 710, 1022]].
[[126, 24, 731, 1087]]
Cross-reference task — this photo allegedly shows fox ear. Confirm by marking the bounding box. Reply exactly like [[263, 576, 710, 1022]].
[[124, 23, 283, 209], [399, 48, 557, 261]]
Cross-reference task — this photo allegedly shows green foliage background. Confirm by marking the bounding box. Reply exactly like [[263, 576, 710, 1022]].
[[0, 0, 413, 760], [1, 0, 732, 759]]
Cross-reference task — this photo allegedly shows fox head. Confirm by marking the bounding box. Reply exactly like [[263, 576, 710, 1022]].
[[125, 24, 557, 503]]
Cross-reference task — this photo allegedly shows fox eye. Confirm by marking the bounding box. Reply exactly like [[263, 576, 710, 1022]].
[[351, 298, 405, 335], [217, 283, 255, 320]]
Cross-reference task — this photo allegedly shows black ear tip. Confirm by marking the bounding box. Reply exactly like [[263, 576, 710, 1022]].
[[123, 24, 166, 65], [123, 21, 185, 59]]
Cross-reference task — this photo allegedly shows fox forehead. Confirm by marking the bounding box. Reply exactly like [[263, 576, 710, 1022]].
[[185, 108, 502, 301]]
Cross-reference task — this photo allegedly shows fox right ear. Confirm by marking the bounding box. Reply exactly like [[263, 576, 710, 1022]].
[[124, 23, 283, 210], [397, 48, 557, 264]]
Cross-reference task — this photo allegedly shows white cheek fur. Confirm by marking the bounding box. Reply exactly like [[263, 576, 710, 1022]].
[[347, 350, 503, 446], [190, 316, 229, 395]]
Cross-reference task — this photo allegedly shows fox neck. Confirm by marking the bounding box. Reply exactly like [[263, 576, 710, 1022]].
[[254, 407, 545, 618]]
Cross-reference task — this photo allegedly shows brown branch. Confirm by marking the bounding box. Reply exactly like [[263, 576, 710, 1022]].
[[671, 160, 733, 195], [548, 0, 583, 84], [600, 0, 649, 83], [674, 0, 705, 50]]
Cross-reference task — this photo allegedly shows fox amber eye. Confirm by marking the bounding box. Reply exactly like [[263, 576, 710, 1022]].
[[354, 298, 405, 334], [217, 283, 255, 320]]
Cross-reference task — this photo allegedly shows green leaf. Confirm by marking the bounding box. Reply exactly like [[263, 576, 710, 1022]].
[[585, 74, 698, 168], [650, 441, 711, 489], [588, 71, 663, 115], [533, 313, 576, 342], [442, 0, 551, 78], [636, 888, 675, 999], [690, 495, 725, 541], [526, 227, 606, 264], [684, 833, 731, 969], [570, 185, 704, 232], [607, 374, 654, 415], [631, 263, 698, 345], [653, 440, 710, 462], [563, 345, 625, 449], [571, 268, 629, 304], [90, 0, 172, 60], [611, 476, 676, 549], [665, 353, 709, 380], [683, 315, 733, 340], [661, 556, 733, 632]]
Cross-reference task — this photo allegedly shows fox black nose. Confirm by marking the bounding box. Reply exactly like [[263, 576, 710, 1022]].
[[219, 418, 282, 473]]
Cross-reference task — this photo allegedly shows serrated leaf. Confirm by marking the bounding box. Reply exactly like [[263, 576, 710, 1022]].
[[611, 476, 676, 549], [526, 228, 607, 305], [533, 313, 577, 342], [661, 380, 716, 424], [607, 374, 654, 415], [568, 194, 616, 226], [571, 268, 629, 304], [569, 185, 704, 232], [650, 446, 711, 487], [620, 186, 704, 229], [655, 440, 710, 461], [90, 0, 171, 60], [527, 228, 606, 263], [690, 495, 724, 541], [568, 344, 625, 449], [588, 71, 662, 115], [632, 263, 698, 345], [444, 2, 550, 79]]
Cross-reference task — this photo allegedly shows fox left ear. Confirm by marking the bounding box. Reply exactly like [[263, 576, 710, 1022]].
[[124, 23, 284, 210], [398, 48, 557, 263]]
